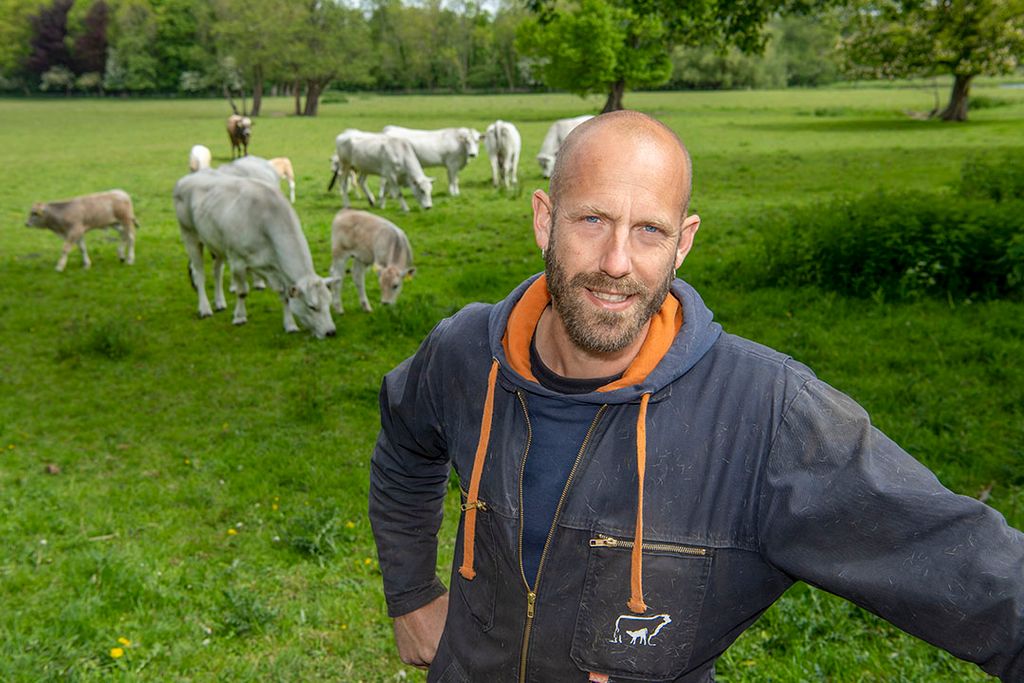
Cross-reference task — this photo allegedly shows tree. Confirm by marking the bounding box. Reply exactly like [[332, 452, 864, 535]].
[[26, 0, 74, 80], [517, 0, 816, 112], [214, 0, 293, 115], [72, 0, 109, 76], [106, 0, 159, 92], [840, 0, 1024, 121], [0, 0, 41, 83]]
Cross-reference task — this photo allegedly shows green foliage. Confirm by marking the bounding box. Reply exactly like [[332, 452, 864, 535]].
[[55, 317, 143, 362], [744, 191, 1024, 301], [220, 588, 276, 636], [959, 151, 1024, 202], [281, 506, 344, 564]]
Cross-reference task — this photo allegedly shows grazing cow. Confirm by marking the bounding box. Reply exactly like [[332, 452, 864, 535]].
[[268, 157, 296, 203], [330, 129, 433, 212], [329, 209, 415, 314], [484, 120, 522, 189], [226, 114, 252, 158], [25, 189, 138, 272], [537, 114, 593, 178], [189, 144, 212, 172], [172, 170, 338, 338], [381, 125, 481, 197]]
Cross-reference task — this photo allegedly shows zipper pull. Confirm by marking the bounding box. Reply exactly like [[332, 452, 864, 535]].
[[526, 591, 536, 619], [589, 535, 618, 547]]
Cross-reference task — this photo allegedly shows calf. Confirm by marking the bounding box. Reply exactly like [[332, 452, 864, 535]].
[[331, 129, 433, 212], [537, 114, 593, 178], [25, 189, 138, 271], [227, 114, 252, 158], [382, 125, 481, 197], [189, 144, 212, 172], [330, 209, 415, 314], [484, 120, 522, 189], [173, 170, 338, 338], [268, 157, 296, 203]]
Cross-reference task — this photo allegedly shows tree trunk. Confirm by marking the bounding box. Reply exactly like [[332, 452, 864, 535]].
[[293, 78, 302, 116], [938, 74, 972, 122], [250, 64, 263, 117], [303, 79, 322, 117], [601, 79, 625, 113]]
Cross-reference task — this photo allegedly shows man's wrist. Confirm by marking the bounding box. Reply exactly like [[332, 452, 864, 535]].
[[386, 577, 448, 618]]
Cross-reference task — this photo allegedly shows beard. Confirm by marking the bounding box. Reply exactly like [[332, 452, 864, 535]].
[[545, 231, 674, 355]]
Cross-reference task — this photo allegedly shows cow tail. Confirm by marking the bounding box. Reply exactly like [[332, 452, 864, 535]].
[[327, 170, 339, 191], [187, 261, 197, 291]]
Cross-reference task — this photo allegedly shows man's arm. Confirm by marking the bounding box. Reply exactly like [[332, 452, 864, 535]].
[[369, 327, 451, 633], [758, 376, 1024, 681]]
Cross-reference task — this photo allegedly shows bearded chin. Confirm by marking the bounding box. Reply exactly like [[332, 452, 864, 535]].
[[544, 244, 673, 355]]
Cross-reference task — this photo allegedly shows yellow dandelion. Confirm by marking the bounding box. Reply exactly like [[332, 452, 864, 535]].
[[7, 444, 14, 450], [110, 647, 124, 659], [227, 528, 237, 536], [345, 521, 355, 529], [117, 637, 131, 646], [341, 623, 348, 630], [363, 558, 372, 565], [271, 503, 279, 511]]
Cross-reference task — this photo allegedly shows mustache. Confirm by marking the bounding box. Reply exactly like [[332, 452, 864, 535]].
[[570, 272, 646, 296]]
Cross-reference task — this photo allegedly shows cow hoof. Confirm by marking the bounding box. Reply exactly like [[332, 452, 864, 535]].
[[232, 317, 247, 326], [199, 310, 213, 319], [215, 304, 227, 312]]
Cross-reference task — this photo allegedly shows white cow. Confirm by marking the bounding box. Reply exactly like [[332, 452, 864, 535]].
[[330, 130, 433, 212], [25, 189, 138, 271], [537, 114, 594, 178], [381, 125, 481, 197], [173, 169, 338, 338], [330, 209, 415, 314], [189, 144, 212, 172], [484, 120, 521, 189]]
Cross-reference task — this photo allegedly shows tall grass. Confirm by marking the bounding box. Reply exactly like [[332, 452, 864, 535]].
[[1, 83, 1022, 681]]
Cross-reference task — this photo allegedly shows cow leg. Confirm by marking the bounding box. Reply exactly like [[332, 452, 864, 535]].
[[119, 220, 136, 265], [329, 257, 347, 314], [375, 177, 388, 209], [230, 261, 249, 325], [212, 254, 228, 312], [76, 236, 91, 269], [490, 156, 500, 188], [447, 163, 459, 197], [181, 234, 213, 318], [352, 260, 372, 312], [287, 178, 296, 204], [280, 293, 299, 333]]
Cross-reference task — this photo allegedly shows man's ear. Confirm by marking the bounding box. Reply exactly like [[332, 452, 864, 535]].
[[532, 189, 553, 253], [675, 214, 701, 269]]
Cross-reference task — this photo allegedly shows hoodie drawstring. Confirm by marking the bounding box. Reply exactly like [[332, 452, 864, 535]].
[[459, 358, 500, 581], [627, 392, 651, 614]]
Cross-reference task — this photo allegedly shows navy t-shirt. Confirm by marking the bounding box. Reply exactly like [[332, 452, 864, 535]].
[[521, 338, 621, 587]]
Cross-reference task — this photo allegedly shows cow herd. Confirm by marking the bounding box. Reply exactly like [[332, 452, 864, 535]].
[[22, 112, 594, 339]]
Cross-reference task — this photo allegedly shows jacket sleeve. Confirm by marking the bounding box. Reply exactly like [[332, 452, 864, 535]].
[[369, 323, 451, 618], [758, 376, 1024, 681]]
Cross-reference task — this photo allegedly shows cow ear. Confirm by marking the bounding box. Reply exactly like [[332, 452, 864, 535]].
[[404, 267, 416, 281], [288, 284, 300, 299], [324, 276, 341, 292], [371, 263, 382, 274]]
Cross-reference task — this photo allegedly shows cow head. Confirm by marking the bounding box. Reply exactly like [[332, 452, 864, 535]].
[[459, 128, 481, 158], [25, 203, 47, 228], [287, 275, 340, 339], [412, 176, 434, 210], [537, 153, 556, 178], [375, 264, 416, 305], [240, 117, 253, 141]]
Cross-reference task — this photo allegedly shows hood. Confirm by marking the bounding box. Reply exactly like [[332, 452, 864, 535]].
[[486, 273, 722, 403]]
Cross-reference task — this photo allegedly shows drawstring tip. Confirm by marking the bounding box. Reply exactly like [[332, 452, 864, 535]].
[[458, 565, 476, 581], [627, 597, 647, 614]]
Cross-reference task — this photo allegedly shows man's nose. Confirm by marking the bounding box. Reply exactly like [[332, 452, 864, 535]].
[[599, 231, 631, 279]]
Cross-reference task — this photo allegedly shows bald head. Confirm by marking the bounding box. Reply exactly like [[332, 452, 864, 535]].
[[549, 111, 693, 216]]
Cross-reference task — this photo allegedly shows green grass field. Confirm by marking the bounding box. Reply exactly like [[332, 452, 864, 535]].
[[1, 83, 1022, 681]]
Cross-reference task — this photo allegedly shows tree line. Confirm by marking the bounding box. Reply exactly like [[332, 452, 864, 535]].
[[1, 0, 1020, 120]]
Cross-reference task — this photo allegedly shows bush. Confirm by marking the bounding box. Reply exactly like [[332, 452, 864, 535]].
[[744, 191, 1024, 302], [959, 152, 1024, 202]]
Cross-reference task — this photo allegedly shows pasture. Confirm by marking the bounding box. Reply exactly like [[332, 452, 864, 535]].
[[1, 85, 1022, 681]]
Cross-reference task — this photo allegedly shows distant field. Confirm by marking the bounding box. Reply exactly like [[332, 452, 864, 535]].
[[1, 84, 1022, 681]]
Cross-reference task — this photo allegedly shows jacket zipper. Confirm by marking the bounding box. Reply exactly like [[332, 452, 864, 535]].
[[589, 533, 708, 557], [517, 393, 606, 683]]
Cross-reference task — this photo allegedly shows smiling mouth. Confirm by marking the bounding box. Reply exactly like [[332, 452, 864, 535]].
[[589, 289, 631, 303]]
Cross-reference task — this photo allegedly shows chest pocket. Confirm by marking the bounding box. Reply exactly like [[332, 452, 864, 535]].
[[570, 533, 713, 681]]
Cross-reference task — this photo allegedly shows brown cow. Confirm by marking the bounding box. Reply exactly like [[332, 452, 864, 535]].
[[227, 114, 252, 158], [25, 189, 139, 271]]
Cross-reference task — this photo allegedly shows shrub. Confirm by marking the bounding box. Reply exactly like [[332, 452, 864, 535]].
[[745, 191, 1024, 302], [220, 588, 276, 637], [55, 317, 141, 361], [280, 506, 343, 564], [959, 152, 1024, 202]]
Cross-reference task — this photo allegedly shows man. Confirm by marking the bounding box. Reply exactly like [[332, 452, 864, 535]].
[[369, 111, 1024, 682]]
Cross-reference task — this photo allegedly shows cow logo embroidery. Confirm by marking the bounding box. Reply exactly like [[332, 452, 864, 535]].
[[609, 613, 672, 646]]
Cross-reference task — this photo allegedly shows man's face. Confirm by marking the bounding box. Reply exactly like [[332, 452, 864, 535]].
[[533, 128, 699, 355]]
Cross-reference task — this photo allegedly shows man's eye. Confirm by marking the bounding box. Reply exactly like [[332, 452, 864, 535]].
[[641, 225, 661, 234], [584, 216, 600, 223]]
